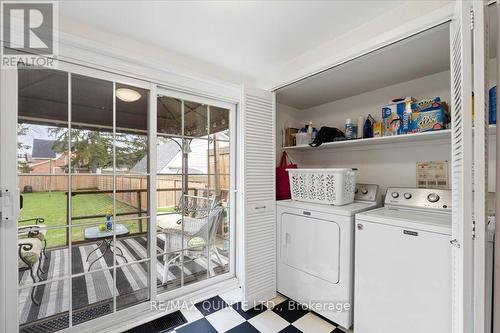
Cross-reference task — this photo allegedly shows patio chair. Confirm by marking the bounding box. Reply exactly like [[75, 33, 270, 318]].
[[157, 195, 225, 284], [156, 194, 215, 231], [18, 218, 48, 306], [18, 217, 48, 259], [18, 234, 45, 306]]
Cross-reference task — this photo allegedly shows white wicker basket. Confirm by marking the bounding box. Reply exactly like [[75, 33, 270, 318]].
[[287, 168, 357, 205]]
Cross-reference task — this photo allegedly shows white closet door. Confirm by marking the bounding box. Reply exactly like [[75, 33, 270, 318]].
[[241, 86, 276, 310], [495, 3, 500, 332], [450, 1, 474, 332], [472, 1, 490, 332]]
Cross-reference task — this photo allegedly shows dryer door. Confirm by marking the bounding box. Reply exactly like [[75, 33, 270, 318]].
[[281, 213, 340, 284]]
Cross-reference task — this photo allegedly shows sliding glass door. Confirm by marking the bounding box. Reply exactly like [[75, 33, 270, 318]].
[[155, 90, 234, 294], [16, 63, 153, 332], [6, 63, 236, 333]]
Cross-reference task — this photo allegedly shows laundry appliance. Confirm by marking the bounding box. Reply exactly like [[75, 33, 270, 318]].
[[277, 184, 380, 329], [354, 187, 452, 333]]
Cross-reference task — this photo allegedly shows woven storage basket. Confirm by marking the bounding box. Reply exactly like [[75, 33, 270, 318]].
[[287, 168, 357, 205]]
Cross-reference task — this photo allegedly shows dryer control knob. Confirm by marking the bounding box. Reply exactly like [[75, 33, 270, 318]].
[[427, 193, 440, 203], [362, 188, 368, 195], [355, 188, 359, 194], [404, 193, 412, 199], [391, 192, 399, 198]]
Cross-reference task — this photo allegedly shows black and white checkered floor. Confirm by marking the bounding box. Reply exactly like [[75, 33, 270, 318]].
[[171, 289, 349, 333]]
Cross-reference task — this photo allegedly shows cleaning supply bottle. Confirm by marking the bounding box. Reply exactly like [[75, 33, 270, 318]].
[[106, 207, 113, 230], [312, 127, 318, 141], [345, 118, 356, 139], [307, 121, 313, 144], [357, 116, 364, 138], [363, 114, 374, 138]]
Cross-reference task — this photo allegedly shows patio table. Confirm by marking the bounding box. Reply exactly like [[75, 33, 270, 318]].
[[84, 223, 129, 271]]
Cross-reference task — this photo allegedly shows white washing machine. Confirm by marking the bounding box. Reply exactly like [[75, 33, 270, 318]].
[[354, 187, 452, 333], [277, 184, 380, 329]]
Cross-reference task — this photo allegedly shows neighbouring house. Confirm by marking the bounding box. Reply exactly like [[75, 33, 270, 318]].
[[131, 133, 229, 174], [131, 139, 181, 174], [27, 139, 69, 174]]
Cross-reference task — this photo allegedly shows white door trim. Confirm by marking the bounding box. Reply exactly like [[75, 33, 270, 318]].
[[472, 1, 490, 332], [493, 2, 500, 332], [450, 1, 474, 332], [0, 67, 20, 333]]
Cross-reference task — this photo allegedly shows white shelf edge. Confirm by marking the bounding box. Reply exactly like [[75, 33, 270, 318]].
[[282, 125, 497, 151]]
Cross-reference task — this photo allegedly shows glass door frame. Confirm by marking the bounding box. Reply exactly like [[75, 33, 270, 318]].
[[1, 64, 21, 333], [154, 87, 237, 302], [1, 60, 238, 333], [13, 59, 155, 331]]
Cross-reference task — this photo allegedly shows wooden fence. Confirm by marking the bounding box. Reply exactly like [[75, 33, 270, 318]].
[[19, 173, 228, 210], [19, 144, 230, 210], [19, 175, 100, 192]]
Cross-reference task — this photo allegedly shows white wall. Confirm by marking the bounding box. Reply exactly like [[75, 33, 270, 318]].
[[276, 103, 302, 164], [297, 70, 451, 131], [277, 68, 497, 193], [287, 141, 451, 193]]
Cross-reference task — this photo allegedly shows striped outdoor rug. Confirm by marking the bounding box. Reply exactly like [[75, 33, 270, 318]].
[[18, 236, 229, 325]]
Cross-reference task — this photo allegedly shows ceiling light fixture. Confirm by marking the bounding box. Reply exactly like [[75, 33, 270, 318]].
[[116, 88, 141, 102]]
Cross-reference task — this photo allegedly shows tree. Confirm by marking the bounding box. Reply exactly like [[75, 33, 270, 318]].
[[17, 124, 30, 150], [50, 127, 146, 173], [18, 161, 32, 173], [115, 133, 148, 170], [17, 124, 32, 173]]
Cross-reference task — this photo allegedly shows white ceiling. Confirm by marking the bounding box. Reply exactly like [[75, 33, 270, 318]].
[[276, 23, 452, 110], [59, 1, 399, 81]]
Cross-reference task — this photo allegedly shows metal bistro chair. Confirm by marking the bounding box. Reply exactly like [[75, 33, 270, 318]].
[[157, 195, 225, 284], [18, 218, 48, 259], [18, 232, 46, 306], [18, 218, 48, 306]]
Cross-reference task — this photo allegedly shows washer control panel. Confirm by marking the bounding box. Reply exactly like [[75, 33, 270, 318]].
[[384, 187, 451, 211], [354, 184, 379, 202]]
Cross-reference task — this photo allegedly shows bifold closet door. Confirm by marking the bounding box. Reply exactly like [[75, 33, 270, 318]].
[[240, 86, 276, 310], [472, 1, 490, 332], [494, 2, 500, 333], [450, 1, 474, 332]]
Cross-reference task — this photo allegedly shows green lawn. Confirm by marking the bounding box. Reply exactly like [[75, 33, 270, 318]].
[[157, 206, 176, 213], [20, 191, 147, 248]]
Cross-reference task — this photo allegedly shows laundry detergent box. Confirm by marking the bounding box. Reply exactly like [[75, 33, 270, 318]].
[[415, 97, 443, 112], [382, 97, 417, 136], [409, 97, 448, 133], [410, 107, 446, 133]]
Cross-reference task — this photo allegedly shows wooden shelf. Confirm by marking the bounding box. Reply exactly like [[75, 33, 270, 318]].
[[282, 125, 497, 152]]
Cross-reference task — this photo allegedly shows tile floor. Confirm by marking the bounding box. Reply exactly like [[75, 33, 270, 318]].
[[171, 289, 349, 333]]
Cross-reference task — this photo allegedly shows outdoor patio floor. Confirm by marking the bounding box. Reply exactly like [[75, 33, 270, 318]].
[[19, 235, 229, 330]]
